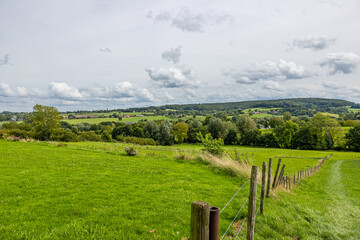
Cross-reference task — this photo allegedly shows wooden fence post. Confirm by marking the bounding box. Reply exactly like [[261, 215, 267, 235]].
[[191, 201, 210, 240], [260, 162, 267, 214], [272, 159, 282, 189], [247, 166, 258, 240], [266, 158, 272, 197], [276, 164, 286, 187]]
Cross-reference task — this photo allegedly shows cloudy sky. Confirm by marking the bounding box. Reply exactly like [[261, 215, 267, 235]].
[[1, 0, 360, 112]]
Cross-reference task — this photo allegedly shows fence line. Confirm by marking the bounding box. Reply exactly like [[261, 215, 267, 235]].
[[190, 154, 331, 240]]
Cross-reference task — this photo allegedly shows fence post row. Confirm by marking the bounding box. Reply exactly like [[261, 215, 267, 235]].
[[247, 165, 258, 240]]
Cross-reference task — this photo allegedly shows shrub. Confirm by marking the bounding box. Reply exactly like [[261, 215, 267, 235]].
[[101, 131, 112, 142], [125, 146, 138, 156], [197, 132, 224, 156], [50, 129, 79, 142], [123, 136, 156, 145], [79, 131, 102, 142]]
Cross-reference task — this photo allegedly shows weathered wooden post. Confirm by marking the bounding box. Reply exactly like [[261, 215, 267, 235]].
[[272, 159, 282, 189], [266, 158, 272, 197], [276, 164, 286, 187], [191, 201, 210, 240], [247, 166, 258, 240], [260, 162, 267, 214]]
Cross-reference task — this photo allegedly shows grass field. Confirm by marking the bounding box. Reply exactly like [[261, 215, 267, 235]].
[[0, 140, 360, 239]]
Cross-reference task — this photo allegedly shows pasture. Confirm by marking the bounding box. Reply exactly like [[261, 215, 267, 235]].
[[0, 140, 359, 239]]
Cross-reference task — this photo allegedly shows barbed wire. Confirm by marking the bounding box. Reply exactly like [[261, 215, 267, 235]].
[[220, 179, 250, 214]]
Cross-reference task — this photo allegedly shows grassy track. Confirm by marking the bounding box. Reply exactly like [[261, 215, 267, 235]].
[[250, 159, 360, 239]]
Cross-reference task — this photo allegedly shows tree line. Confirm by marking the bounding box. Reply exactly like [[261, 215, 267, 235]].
[[1, 104, 360, 152]]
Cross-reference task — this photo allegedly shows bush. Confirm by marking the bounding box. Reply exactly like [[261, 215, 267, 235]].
[[50, 129, 79, 142], [125, 146, 138, 156], [197, 133, 224, 156], [79, 131, 102, 142], [101, 131, 112, 142], [120, 136, 156, 145], [7, 129, 35, 139]]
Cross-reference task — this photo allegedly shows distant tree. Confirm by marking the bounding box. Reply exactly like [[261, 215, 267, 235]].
[[157, 120, 174, 145], [237, 115, 259, 145], [29, 104, 61, 140], [292, 127, 312, 150], [274, 120, 299, 148], [307, 113, 344, 150], [187, 119, 205, 143], [269, 117, 284, 128], [283, 112, 292, 122], [224, 128, 238, 145], [143, 121, 160, 140], [101, 130, 112, 142], [346, 125, 360, 151], [171, 122, 189, 144]]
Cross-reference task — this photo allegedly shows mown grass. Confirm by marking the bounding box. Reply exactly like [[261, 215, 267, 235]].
[[1, 140, 360, 239]]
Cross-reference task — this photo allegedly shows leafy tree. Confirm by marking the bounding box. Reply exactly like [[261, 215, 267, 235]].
[[346, 125, 360, 151], [237, 115, 259, 145], [157, 120, 174, 145], [292, 127, 313, 150], [143, 121, 160, 139], [274, 120, 299, 148], [101, 130, 112, 142], [224, 128, 238, 145], [283, 112, 292, 121], [29, 104, 61, 140], [269, 117, 284, 128], [171, 122, 189, 143], [187, 119, 205, 143], [307, 113, 344, 150]]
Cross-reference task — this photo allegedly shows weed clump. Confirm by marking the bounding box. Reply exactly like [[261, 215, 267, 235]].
[[125, 146, 138, 156]]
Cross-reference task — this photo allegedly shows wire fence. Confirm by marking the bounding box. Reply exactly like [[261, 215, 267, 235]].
[[190, 154, 332, 240]]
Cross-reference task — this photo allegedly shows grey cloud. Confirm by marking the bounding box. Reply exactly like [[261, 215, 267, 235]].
[[319, 52, 360, 75], [321, 81, 341, 89], [150, 8, 232, 32], [99, 48, 111, 53], [289, 37, 336, 51], [145, 65, 199, 88], [0, 54, 10, 65], [223, 59, 312, 84], [263, 81, 285, 92], [162, 46, 182, 64]]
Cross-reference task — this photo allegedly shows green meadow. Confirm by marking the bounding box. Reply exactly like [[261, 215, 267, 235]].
[[0, 140, 359, 239]]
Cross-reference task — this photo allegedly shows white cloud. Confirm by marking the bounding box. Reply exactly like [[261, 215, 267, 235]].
[[90, 82, 154, 102], [149, 8, 233, 32], [0, 83, 14, 96], [99, 48, 111, 53], [145, 65, 199, 88], [162, 46, 182, 64], [48, 82, 85, 100], [288, 37, 336, 51], [223, 59, 313, 84], [321, 81, 341, 89], [319, 52, 360, 75]]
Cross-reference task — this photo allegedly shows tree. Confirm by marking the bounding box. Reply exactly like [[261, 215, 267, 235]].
[[197, 133, 224, 156], [143, 121, 160, 139], [237, 115, 259, 145], [283, 112, 292, 122], [274, 120, 299, 148], [171, 122, 189, 143], [157, 120, 174, 145], [307, 113, 344, 150], [346, 125, 360, 151], [187, 119, 205, 143], [29, 104, 61, 140]]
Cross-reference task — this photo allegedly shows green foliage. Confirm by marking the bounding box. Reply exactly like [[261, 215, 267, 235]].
[[50, 129, 79, 142], [283, 111, 292, 121], [118, 136, 156, 146], [197, 132, 224, 156], [157, 120, 174, 145], [79, 131, 102, 142], [237, 115, 260, 145], [171, 122, 189, 143], [29, 104, 61, 140], [274, 120, 299, 148], [125, 146, 138, 156], [346, 125, 360, 151], [101, 130, 112, 142]]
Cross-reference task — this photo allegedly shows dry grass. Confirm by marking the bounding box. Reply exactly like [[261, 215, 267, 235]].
[[198, 152, 254, 179], [175, 150, 195, 161]]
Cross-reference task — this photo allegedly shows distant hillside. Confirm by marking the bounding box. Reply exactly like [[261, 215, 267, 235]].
[[124, 98, 355, 116]]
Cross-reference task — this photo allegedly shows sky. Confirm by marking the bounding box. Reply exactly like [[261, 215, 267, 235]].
[[0, 0, 360, 112]]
